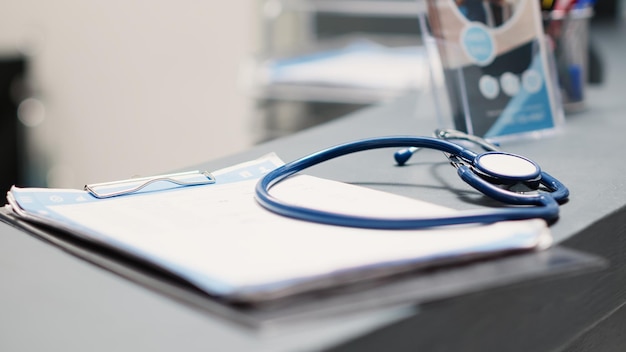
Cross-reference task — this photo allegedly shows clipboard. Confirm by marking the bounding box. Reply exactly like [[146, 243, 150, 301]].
[[0, 154, 606, 327]]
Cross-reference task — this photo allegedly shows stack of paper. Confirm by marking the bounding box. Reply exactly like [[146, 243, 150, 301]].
[[3, 154, 552, 303], [260, 40, 428, 91]]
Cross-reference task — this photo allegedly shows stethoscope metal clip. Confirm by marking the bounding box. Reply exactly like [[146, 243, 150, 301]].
[[255, 129, 569, 230]]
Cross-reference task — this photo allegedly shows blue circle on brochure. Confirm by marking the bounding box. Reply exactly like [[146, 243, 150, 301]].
[[479, 75, 499, 99], [522, 69, 543, 93], [461, 24, 495, 66]]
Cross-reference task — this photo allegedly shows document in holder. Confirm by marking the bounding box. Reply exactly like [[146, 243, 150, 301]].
[[4, 154, 553, 303]]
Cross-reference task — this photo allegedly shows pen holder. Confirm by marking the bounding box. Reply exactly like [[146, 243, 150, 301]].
[[420, 1, 564, 142], [544, 7, 593, 113]]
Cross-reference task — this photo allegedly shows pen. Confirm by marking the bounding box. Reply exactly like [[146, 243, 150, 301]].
[[554, 0, 578, 12], [541, 0, 557, 11], [545, 0, 589, 104]]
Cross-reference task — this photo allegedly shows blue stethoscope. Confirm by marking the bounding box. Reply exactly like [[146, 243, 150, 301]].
[[255, 129, 569, 229]]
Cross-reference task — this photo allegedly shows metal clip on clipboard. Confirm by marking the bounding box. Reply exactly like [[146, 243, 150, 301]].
[[84, 170, 216, 199]]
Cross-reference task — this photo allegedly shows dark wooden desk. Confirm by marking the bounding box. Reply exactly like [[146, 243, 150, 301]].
[[1, 20, 625, 352]]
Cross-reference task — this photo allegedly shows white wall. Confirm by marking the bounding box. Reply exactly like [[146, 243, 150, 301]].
[[0, 1, 258, 188]]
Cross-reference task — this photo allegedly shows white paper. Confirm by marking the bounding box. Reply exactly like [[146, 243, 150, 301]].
[[7, 154, 551, 302]]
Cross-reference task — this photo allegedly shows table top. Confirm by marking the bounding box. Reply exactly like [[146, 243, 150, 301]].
[[1, 20, 625, 352]]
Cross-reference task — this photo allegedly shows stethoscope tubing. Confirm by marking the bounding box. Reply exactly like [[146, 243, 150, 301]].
[[255, 136, 566, 230]]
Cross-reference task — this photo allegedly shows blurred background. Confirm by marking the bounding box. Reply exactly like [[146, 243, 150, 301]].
[[0, 1, 259, 191], [0, 0, 623, 193]]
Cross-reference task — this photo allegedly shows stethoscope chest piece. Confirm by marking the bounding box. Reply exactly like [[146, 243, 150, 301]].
[[473, 152, 541, 184]]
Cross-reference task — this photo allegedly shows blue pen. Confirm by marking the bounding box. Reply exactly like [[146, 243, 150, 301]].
[[574, 0, 595, 9]]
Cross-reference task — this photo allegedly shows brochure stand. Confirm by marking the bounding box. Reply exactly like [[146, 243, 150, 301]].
[[421, 0, 564, 142]]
